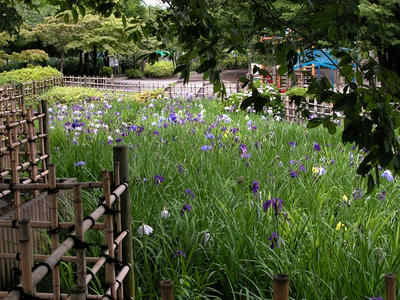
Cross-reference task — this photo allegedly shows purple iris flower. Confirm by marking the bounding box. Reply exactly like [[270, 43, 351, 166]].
[[382, 170, 394, 181], [377, 190, 386, 201], [74, 161, 86, 167], [353, 188, 363, 200], [289, 171, 299, 178], [181, 204, 191, 215], [263, 198, 284, 215], [251, 181, 260, 194], [369, 297, 384, 300], [174, 249, 186, 258], [116, 138, 123, 143], [289, 141, 296, 148], [205, 133, 215, 139], [201, 145, 213, 152], [299, 165, 306, 172], [239, 144, 247, 155], [185, 189, 195, 198], [71, 120, 80, 128], [268, 232, 279, 249], [154, 174, 164, 185], [314, 142, 321, 151]]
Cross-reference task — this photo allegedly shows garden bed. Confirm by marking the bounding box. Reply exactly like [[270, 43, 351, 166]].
[[45, 92, 399, 299]]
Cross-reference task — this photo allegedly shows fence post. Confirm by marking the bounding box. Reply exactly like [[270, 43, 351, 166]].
[[273, 274, 289, 300], [160, 280, 174, 300], [19, 219, 34, 296], [41, 100, 51, 167], [113, 146, 134, 299], [74, 184, 87, 294], [32, 80, 36, 100], [70, 285, 86, 300], [385, 273, 396, 300]]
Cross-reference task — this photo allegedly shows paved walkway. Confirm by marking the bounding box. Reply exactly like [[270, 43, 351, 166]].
[[113, 69, 248, 85]]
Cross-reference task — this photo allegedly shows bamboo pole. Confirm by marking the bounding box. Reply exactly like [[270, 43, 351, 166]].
[[0, 181, 102, 191], [114, 161, 124, 299], [103, 264, 131, 299], [0, 291, 102, 299], [70, 285, 86, 300], [160, 280, 174, 300], [0, 220, 104, 230], [27, 106, 39, 197], [41, 100, 51, 168], [4, 184, 128, 300], [74, 184, 87, 293], [18, 219, 34, 296], [113, 146, 134, 299], [49, 164, 60, 300], [0, 253, 99, 263], [103, 171, 116, 299], [273, 274, 289, 300], [385, 273, 396, 300], [85, 230, 128, 285]]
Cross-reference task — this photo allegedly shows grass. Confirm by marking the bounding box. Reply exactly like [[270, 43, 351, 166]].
[[45, 92, 400, 299]]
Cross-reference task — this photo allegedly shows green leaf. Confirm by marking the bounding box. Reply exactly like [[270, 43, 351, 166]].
[[367, 174, 375, 193], [77, 5, 85, 17], [63, 13, 69, 23], [278, 64, 288, 75], [307, 118, 324, 128], [323, 119, 337, 135], [71, 8, 78, 23]]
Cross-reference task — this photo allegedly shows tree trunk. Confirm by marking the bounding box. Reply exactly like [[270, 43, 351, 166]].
[[105, 51, 109, 67], [92, 45, 97, 76], [378, 45, 400, 77], [79, 51, 83, 75], [84, 52, 89, 75], [60, 50, 65, 74]]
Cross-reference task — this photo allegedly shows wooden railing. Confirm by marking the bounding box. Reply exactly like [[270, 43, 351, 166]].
[[0, 147, 134, 300]]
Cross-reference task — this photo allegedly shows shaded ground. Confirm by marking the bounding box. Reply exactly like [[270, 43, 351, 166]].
[[113, 69, 248, 84]]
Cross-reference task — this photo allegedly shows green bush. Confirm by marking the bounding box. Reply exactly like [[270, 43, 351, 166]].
[[0, 66, 61, 86], [39, 87, 107, 104], [39, 86, 165, 105], [190, 61, 200, 72], [223, 82, 284, 117], [126, 68, 144, 79], [285, 86, 308, 97], [99, 66, 113, 77], [144, 61, 174, 78]]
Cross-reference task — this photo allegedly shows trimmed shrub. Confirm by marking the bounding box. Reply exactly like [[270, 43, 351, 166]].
[[99, 66, 113, 77], [144, 61, 174, 78], [39, 86, 165, 105], [126, 68, 144, 79], [0, 66, 61, 86]]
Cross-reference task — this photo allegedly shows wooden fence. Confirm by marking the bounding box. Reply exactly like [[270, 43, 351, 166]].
[[0, 85, 134, 299]]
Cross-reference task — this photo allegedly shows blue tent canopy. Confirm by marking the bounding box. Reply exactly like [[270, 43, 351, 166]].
[[294, 49, 338, 70]]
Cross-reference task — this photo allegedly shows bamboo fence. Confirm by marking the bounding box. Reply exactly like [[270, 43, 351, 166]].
[[0, 160, 133, 299], [0, 87, 134, 299], [1, 75, 334, 123]]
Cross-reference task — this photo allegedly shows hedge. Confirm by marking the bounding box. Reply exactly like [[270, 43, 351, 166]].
[[0, 66, 61, 86], [144, 61, 174, 78]]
